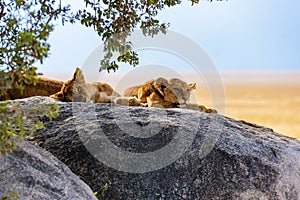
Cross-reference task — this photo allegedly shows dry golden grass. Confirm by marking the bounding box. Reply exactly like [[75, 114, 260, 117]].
[[193, 72, 300, 139], [224, 83, 300, 139]]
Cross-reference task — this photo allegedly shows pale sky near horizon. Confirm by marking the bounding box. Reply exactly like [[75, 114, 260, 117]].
[[36, 0, 300, 80]]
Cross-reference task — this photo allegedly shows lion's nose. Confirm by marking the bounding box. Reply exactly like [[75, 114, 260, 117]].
[[181, 102, 187, 106], [182, 97, 189, 103]]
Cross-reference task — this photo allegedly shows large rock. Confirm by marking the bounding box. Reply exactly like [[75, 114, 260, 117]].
[[0, 140, 97, 200], [9, 97, 300, 199]]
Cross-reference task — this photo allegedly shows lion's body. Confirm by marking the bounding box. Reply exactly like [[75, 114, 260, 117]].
[[0, 77, 63, 101], [50, 68, 121, 103], [124, 77, 196, 108], [123, 85, 140, 98]]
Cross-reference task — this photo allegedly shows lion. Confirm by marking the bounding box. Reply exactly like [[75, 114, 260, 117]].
[[50, 68, 122, 103], [0, 76, 63, 101], [124, 77, 197, 108], [50, 68, 146, 106]]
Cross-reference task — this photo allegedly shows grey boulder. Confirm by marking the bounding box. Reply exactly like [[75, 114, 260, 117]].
[[0, 140, 97, 200], [7, 97, 300, 199]]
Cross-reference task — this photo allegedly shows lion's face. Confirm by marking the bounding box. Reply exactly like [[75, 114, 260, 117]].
[[162, 78, 196, 105]]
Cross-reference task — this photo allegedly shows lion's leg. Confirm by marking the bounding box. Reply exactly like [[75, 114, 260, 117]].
[[94, 92, 115, 103], [113, 96, 147, 107], [184, 103, 218, 113], [146, 93, 164, 108], [137, 83, 153, 103]]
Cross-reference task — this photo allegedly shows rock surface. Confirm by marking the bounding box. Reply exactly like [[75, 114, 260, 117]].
[[0, 140, 97, 200], [9, 97, 300, 199]]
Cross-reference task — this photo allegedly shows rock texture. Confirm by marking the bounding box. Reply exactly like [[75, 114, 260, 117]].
[[0, 140, 97, 200], [8, 97, 300, 199]]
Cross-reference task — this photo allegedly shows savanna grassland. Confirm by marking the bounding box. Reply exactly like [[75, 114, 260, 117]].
[[194, 72, 300, 139], [224, 83, 300, 139]]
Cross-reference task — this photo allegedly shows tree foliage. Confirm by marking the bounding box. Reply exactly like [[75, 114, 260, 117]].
[[0, 100, 59, 156], [0, 0, 69, 155], [76, 0, 198, 72], [1, 0, 200, 75], [0, 0, 72, 95]]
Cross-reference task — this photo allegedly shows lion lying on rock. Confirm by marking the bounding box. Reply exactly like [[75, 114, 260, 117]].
[[124, 77, 196, 108], [50, 68, 143, 106], [0, 76, 63, 101], [50, 68, 117, 102], [124, 77, 217, 113]]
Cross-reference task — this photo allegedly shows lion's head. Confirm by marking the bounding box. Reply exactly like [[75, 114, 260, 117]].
[[160, 78, 196, 105], [50, 68, 91, 102], [134, 77, 196, 108]]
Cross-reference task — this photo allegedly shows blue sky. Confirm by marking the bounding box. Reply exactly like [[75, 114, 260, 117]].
[[38, 0, 300, 79]]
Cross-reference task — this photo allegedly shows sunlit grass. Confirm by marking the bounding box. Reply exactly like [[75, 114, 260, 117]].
[[194, 80, 300, 139]]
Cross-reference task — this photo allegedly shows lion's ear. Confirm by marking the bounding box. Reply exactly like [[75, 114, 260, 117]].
[[154, 78, 168, 97], [156, 77, 168, 88], [189, 83, 196, 90], [73, 67, 85, 83]]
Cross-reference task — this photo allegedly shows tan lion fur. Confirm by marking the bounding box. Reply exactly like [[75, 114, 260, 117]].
[[183, 103, 218, 114], [113, 96, 146, 107], [50, 68, 121, 103], [124, 77, 197, 108], [0, 77, 63, 101]]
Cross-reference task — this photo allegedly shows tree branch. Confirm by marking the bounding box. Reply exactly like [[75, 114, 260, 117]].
[[0, 2, 5, 20]]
